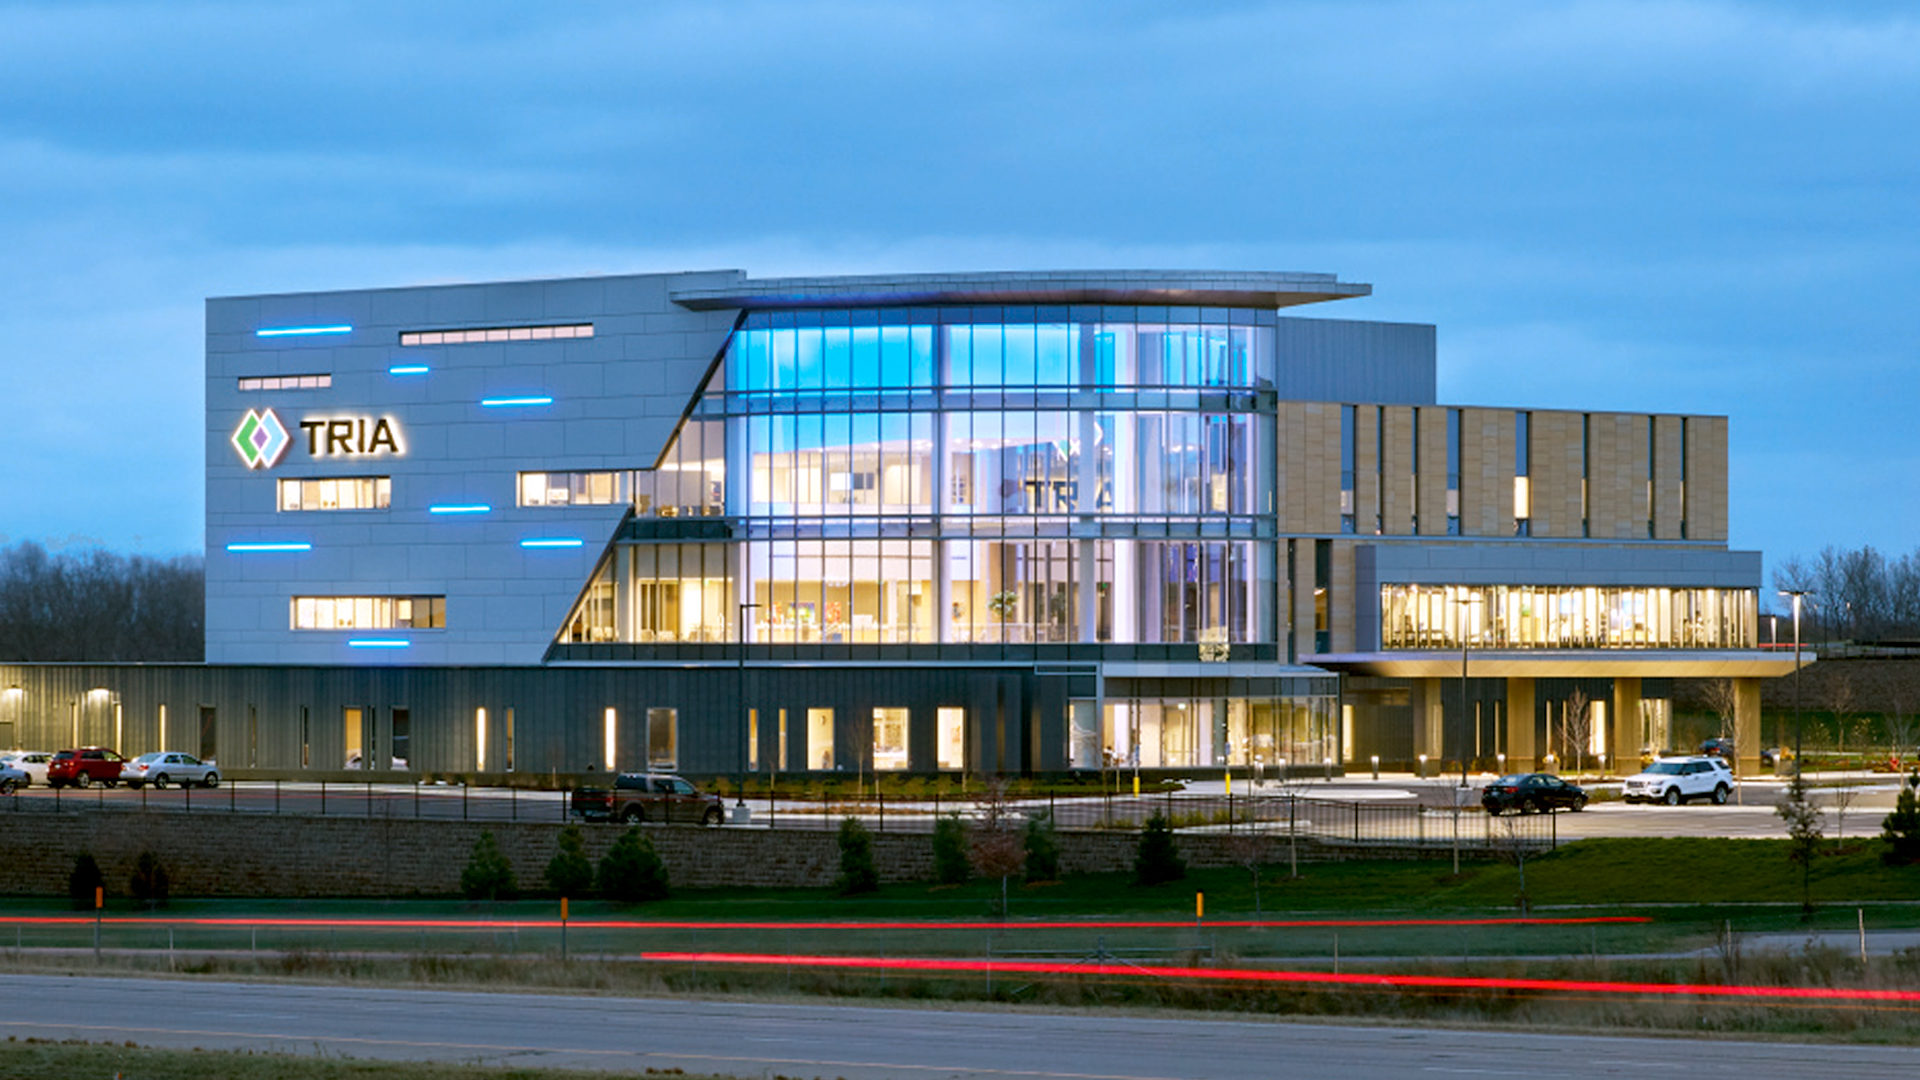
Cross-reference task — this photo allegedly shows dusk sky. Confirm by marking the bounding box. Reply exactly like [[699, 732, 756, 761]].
[[3, 0, 1915, 600]]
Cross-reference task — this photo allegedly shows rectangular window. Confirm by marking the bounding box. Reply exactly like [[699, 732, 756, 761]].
[[392, 708, 411, 770], [1373, 406, 1385, 535], [238, 373, 331, 391], [1409, 409, 1420, 533], [807, 707, 835, 770], [777, 708, 789, 772], [518, 470, 627, 507], [937, 707, 966, 771], [400, 323, 592, 346], [1646, 416, 1657, 538], [748, 708, 759, 771], [278, 476, 390, 511], [1446, 408, 1461, 535], [647, 707, 678, 770], [1581, 413, 1591, 538], [1313, 538, 1331, 654], [1679, 417, 1689, 539], [475, 708, 488, 771], [199, 706, 217, 763], [1339, 405, 1356, 534], [603, 707, 617, 772], [291, 596, 445, 630], [1514, 411, 1531, 537], [872, 707, 909, 771], [1378, 583, 1758, 650], [342, 707, 361, 768]]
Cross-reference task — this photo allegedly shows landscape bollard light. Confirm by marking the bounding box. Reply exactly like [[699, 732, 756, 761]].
[[1418, 753, 1428, 780], [1370, 754, 1380, 780], [1323, 756, 1333, 782], [1497, 752, 1506, 773]]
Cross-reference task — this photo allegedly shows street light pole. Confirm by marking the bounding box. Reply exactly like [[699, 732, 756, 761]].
[[1453, 594, 1479, 788], [738, 601, 760, 799], [1779, 590, 1808, 776]]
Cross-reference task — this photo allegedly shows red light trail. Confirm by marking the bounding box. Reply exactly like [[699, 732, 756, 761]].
[[0, 914, 1647, 931]]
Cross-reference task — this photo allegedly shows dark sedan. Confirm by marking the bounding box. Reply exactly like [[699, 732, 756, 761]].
[[1482, 773, 1588, 815]]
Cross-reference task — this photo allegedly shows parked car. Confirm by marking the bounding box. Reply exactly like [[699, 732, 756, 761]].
[[0, 751, 52, 786], [0, 761, 27, 795], [571, 772, 725, 825], [1698, 737, 1735, 760], [121, 751, 220, 789], [1482, 773, 1588, 815], [1622, 755, 1733, 805], [46, 747, 128, 789]]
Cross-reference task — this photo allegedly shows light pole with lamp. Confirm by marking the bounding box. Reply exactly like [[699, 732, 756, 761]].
[[737, 601, 761, 810], [1453, 593, 1482, 789], [1779, 590, 1810, 777]]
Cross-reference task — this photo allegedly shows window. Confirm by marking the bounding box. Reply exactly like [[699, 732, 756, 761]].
[[1339, 405, 1356, 534], [648, 707, 678, 769], [603, 708, 617, 772], [475, 708, 488, 771], [1446, 408, 1461, 536], [807, 707, 835, 770], [279, 476, 390, 511], [937, 707, 966, 771], [872, 708, 909, 771], [393, 708, 411, 770], [291, 595, 446, 630], [1379, 584, 1758, 650], [748, 708, 759, 771], [239, 374, 331, 391], [519, 470, 626, 507], [342, 707, 361, 767], [401, 323, 592, 346], [1514, 411, 1531, 537]]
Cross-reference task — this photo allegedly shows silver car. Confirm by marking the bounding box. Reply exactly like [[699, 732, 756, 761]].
[[0, 751, 51, 787], [121, 752, 220, 790], [0, 761, 26, 795]]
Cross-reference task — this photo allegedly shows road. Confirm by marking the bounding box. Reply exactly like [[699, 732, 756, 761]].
[[0, 975, 1915, 1079]]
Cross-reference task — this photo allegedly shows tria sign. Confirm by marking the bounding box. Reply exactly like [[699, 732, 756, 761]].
[[230, 408, 405, 469], [297, 416, 404, 458]]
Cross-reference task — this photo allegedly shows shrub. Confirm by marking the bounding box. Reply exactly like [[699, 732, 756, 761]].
[[835, 816, 879, 895], [1882, 771, 1920, 866], [129, 851, 171, 909], [1023, 811, 1060, 882], [598, 827, 670, 903], [460, 830, 518, 902], [67, 853, 104, 911], [931, 815, 971, 885], [545, 824, 595, 898], [1134, 812, 1186, 886]]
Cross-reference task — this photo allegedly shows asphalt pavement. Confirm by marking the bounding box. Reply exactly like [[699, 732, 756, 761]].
[[1, 974, 1916, 1079]]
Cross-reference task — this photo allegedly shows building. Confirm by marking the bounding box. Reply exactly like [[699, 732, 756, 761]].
[[0, 269, 1794, 778]]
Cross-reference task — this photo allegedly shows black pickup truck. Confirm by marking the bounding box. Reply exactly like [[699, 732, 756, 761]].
[[570, 772, 725, 825]]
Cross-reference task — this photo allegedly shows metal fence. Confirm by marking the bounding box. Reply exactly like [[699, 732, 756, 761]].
[[1, 781, 1562, 852]]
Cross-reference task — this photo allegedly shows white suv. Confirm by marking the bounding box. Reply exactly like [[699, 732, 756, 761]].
[[1623, 756, 1733, 805]]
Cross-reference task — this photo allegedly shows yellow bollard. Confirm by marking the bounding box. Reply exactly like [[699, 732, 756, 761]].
[[1196, 892, 1204, 920]]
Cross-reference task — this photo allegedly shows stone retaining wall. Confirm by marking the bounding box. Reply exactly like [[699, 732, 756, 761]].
[[0, 811, 1405, 898]]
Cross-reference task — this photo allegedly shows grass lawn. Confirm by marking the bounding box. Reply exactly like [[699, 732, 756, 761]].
[[0, 1040, 735, 1080]]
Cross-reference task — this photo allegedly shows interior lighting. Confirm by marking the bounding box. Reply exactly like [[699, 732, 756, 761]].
[[256, 325, 352, 337], [520, 537, 584, 549], [388, 365, 431, 375], [347, 639, 409, 649], [480, 396, 554, 408], [226, 542, 312, 552], [428, 504, 492, 515]]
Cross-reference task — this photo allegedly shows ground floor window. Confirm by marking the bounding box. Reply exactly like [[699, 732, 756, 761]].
[[807, 707, 835, 770], [1087, 696, 1336, 771], [871, 708, 909, 770], [648, 707, 678, 769], [937, 707, 966, 770]]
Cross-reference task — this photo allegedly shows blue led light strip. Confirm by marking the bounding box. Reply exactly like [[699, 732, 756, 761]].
[[347, 639, 410, 649], [256, 325, 352, 337], [480, 396, 554, 407], [520, 538, 584, 549], [429, 504, 492, 515], [226, 542, 313, 552], [388, 365, 431, 375]]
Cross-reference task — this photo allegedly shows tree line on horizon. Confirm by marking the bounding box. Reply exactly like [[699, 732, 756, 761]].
[[1773, 544, 1920, 645], [0, 541, 202, 661]]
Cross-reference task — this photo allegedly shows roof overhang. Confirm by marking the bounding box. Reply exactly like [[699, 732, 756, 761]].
[[669, 270, 1370, 311], [1304, 650, 1805, 679]]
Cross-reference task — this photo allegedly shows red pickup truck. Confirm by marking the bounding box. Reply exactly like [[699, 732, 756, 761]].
[[570, 772, 724, 825], [47, 747, 128, 789]]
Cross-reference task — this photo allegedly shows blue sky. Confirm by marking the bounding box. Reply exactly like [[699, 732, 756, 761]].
[[2, 0, 1914, 592]]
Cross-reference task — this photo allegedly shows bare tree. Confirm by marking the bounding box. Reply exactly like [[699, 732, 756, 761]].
[[1701, 678, 1739, 744], [1224, 830, 1271, 915], [1489, 815, 1534, 915], [1831, 782, 1860, 850], [0, 542, 203, 661], [1561, 688, 1593, 775], [1825, 673, 1857, 756], [969, 777, 1024, 916]]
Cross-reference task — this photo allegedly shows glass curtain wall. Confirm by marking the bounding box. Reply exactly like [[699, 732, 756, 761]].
[[718, 307, 1278, 647], [1094, 695, 1336, 770], [1379, 584, 1759, 650]]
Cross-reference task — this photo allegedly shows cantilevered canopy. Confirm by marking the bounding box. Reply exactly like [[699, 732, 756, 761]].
[[669, 270, 1371, 311], [1304, 650, 1804, 679]]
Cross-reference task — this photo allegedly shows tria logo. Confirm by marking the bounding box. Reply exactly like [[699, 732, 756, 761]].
[[231, 408, 291, 469], [298, 416, 403, 457]]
